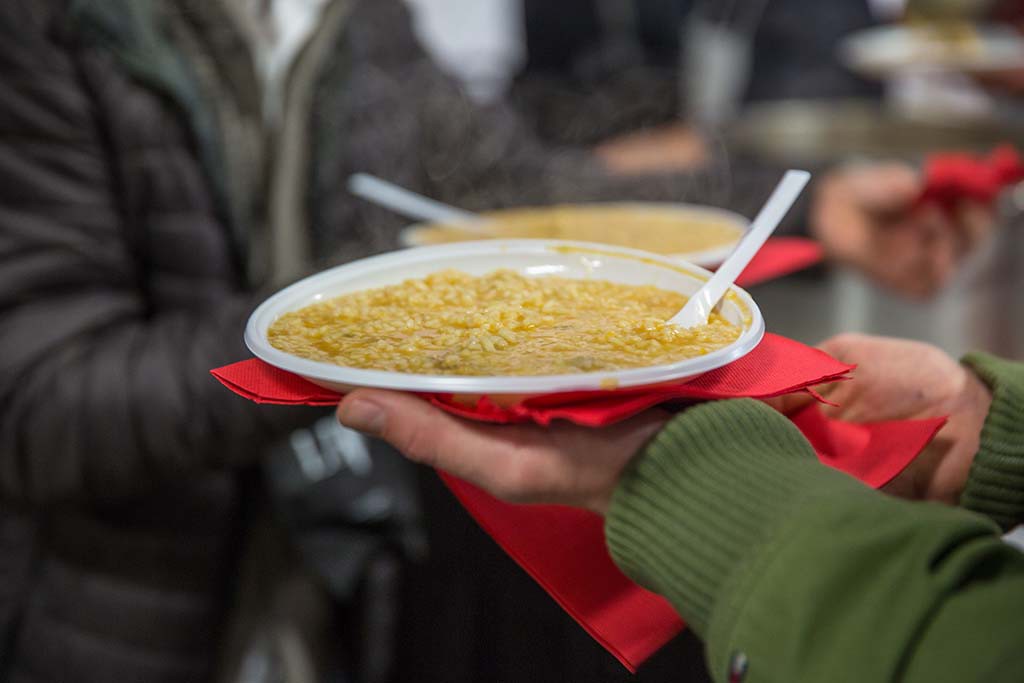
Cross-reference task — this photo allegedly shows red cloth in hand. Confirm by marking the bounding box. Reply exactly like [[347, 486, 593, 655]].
[[919, 144, 1024, 211]]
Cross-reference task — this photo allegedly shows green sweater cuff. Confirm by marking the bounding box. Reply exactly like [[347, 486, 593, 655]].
[[604, 398, 858, 637], [960, 352, 1024, 530]]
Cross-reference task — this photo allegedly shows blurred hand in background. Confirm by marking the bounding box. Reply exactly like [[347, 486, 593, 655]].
[[594, 122, 709, 175], [810, 162, 995, 297]]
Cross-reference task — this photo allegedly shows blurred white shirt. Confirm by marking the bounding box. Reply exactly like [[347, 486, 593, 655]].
[[403, 0, 525, 103], [232, 0, 332, 122]]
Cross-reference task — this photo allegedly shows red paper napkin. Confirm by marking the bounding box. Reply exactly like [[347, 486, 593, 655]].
[[919, 144, 1024, 211], [211, 334, 852, 418], [212, 333, 946, 670], [438, 403, 944, 672], [439, 474, 684, 669], [426, 333, 851, 426]]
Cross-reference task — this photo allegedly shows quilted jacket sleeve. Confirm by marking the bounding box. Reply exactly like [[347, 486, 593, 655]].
[[0, 1, 315, 507]]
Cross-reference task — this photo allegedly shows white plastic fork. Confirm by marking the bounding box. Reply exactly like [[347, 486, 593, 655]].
[[669, 170, 811, 328], [347, 173, 494, 235]]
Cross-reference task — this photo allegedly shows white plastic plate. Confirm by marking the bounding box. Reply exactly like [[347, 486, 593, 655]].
[[245, 240, 764, 398]]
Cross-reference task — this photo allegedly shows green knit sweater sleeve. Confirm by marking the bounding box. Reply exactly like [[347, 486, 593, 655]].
[[606, 399, 1024, 683], [960, 352, 1024, 529]]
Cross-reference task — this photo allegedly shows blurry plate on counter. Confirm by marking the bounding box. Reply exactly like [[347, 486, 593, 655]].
[[841, 23, 1024, 77], [399, 202, 748, 268]]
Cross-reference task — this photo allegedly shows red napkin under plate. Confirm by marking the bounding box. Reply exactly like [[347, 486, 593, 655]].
[[211, 334, 849, 418], [212, 333, 945, 671]]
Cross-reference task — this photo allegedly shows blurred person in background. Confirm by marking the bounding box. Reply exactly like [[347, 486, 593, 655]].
[[508, 0, 687, 148], [0, 1, 787, 682], [509, 0, 879, 167], [509, 0, 880, 147], [507, 0, 1002, 299], [338, 332, 1024, 682]]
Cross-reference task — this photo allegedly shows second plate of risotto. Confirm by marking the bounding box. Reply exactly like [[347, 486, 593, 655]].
[[400, 202, 748, 267], [245, 240, 764, 398]]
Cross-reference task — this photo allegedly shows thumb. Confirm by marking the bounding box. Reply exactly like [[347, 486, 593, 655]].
[[337, 389, 451, 468], [337, 389, 512, 484]]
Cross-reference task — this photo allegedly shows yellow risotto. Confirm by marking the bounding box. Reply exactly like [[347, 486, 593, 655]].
[[267, 270, 741, 376], [412, 205, 743, 255]]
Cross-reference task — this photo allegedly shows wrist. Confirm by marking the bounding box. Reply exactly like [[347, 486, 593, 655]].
[[941, 364, 993, 502], [587, 411, 672, 516], [604, 399, 835, 636], [958, 352, 1024, 529]]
